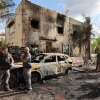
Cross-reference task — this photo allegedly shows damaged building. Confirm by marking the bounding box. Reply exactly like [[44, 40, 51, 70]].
[[5, 0, 83, 55]]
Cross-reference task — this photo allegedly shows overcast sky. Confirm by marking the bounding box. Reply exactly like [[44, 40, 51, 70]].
[[62, 0, 100, 37], [63, 0, 100, 20], [0, 0, 100, 37]]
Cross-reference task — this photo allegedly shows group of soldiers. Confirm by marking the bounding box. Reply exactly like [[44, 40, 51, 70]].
[[0, 46, 33, 93]]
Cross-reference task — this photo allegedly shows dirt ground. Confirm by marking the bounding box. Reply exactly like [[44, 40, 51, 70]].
[[0, 65, 100, 100]]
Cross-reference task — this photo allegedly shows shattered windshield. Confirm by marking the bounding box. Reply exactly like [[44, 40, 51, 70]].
[[32, 54, 47, 63]]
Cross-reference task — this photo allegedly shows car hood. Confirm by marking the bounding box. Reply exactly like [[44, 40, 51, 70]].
[[11, 62, 23, 69], [11, 62, 40, 70]]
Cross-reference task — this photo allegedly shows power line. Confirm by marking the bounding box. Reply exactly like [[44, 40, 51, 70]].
[[92, 13, 100, 24]]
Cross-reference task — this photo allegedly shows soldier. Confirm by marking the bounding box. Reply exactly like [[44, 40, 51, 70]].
[[20, 47, 32, 93], [95, 43, 100, 70], [0, 47, 14, 91]]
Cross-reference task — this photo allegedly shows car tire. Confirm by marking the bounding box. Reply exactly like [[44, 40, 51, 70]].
[[31, 72, 40, 83]]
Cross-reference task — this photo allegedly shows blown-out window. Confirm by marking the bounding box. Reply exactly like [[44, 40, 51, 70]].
[[57, 56, 65, 61], [31, 20, 39, 29], [57, 26, 63, 34], [44, 56, 56, 63]]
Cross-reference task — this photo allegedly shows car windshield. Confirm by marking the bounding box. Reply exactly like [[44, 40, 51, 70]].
[[32, 54, 47, 63]]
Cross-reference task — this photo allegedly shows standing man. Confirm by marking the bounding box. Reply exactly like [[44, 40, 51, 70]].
[[0, 47, 14, 91], [95, 43, 100, 70], [20, 47, 32, 93]]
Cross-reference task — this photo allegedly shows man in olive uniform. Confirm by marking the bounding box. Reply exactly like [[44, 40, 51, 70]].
[[0, 47, 14, 91], [20, 47, 32, 93], [95, 43, 100, 70]]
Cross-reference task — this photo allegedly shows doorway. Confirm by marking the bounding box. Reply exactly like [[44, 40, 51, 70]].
[[46, 42, 52, 53]]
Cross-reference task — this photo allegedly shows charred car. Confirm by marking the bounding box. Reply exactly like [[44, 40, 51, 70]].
[[1, 53, 73, 88]]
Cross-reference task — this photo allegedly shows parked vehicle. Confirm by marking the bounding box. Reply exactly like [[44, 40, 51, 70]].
[[71, 57, 84, 67], [91, 54, 97, 64], [1, 53, 73, 88], [31, 53, 73, 76]]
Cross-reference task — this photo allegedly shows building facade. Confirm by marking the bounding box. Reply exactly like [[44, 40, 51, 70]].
[[5, 0, 83, 54]]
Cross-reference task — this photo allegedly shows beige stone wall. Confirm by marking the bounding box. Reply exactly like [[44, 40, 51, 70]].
[[5, 18, 14, 44], [5, 27, 10, 44], [5, 3, 23, 46], [14, 3, 23, 46]]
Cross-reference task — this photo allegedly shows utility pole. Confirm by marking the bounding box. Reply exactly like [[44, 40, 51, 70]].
[[64, 8, 69, 16]]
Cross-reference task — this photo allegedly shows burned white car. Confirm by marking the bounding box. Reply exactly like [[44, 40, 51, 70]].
[[30, 53, 73, 81]]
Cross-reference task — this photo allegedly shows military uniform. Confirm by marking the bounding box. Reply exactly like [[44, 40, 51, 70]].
[[95, 46, 100, 70]]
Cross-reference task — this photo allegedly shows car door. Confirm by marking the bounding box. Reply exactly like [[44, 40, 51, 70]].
[[57, 55, 67, 73], [42, 55, 58, 77]]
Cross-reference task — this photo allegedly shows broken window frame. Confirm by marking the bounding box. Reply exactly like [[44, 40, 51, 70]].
[[57, 26, 64, 34], [44, 55, 56, 63], [30, 19, 40, 29], [57, 56, 66, 61]]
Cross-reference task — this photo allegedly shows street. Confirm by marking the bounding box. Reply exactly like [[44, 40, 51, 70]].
[[0, 65, 100, 100]]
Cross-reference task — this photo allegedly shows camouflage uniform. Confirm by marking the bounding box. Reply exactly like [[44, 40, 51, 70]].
[[95, 44, 100, 70]]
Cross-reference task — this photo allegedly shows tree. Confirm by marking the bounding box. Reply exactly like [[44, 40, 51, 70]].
[[72, 24, 84, 53], [71, 15, 93, 59], [83, 16, 93, 59], [0, 0, 15, 23], [91, 37, 100, 53], [0, 37, 10, 51]]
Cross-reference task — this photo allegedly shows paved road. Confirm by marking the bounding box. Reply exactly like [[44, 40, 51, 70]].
[[0, 65, 100, 100]]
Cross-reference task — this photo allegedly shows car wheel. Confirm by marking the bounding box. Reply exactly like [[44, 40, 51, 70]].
[[31, 72, 40, 83]]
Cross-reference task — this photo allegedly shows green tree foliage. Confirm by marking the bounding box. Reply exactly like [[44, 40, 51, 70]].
[[72, 25, 84, 53], [0, 37, 4, 46], [91, 37, 100, 53], [71, 15, 93, 59], [0, 37, 10, 51]]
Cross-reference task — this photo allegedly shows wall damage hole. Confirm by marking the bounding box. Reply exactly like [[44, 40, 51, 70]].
[[73, 31, 77, 34], [57, 13, 64, 20], [31, 20, 39, 29], [57, 26, 63, 34], [57, 13, 65, 26]]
